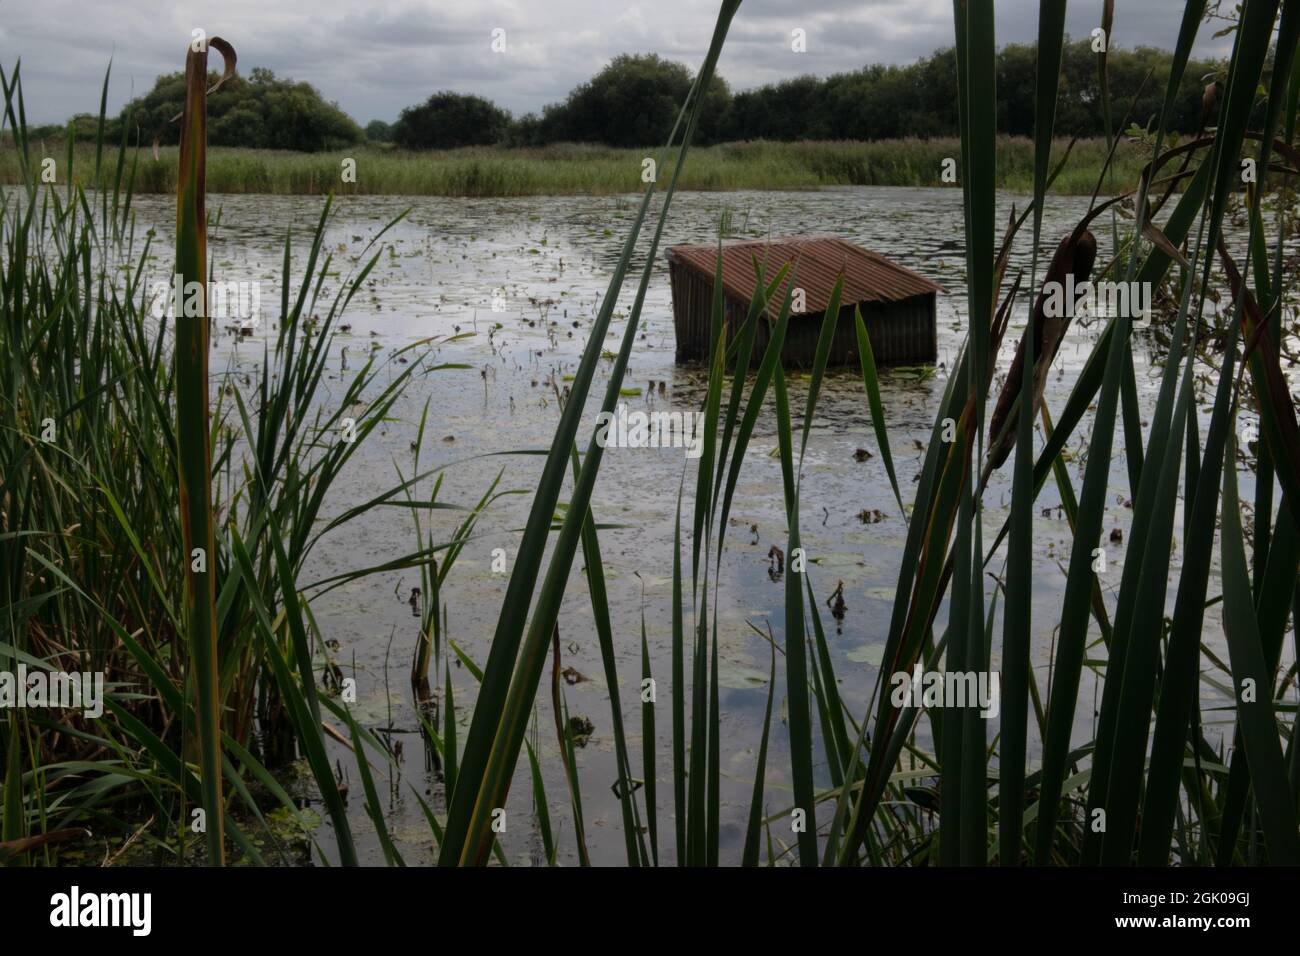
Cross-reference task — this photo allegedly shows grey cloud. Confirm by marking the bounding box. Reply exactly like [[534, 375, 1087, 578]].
[[1, 0, 1237, 125]]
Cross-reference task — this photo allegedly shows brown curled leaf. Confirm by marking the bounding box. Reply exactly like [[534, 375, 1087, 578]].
[[168, 37, 237, 122], [1141, 217, 1189, 269]]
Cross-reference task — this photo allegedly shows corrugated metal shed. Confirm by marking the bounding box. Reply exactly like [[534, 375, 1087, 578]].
[[667, 236, 942, 367]]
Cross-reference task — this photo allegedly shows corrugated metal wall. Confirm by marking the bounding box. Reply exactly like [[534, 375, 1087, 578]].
[[670, 259, 936, 367]]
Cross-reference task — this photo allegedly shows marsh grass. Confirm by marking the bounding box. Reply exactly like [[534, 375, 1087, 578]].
[[0, 137, 1147, 197], [0, 51, 475, 864]]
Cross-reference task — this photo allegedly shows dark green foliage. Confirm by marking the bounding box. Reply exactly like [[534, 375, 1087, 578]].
[[537, 53, 731, 147], [721, 40, 1220, 141], [364, 119, 393, 142], [18, 41, 1229, 153], [117, 66, 362, 151], [392, 92, 511, 149]]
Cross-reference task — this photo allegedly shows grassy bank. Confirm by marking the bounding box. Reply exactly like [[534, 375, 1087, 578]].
[[0, 136, 1146, 197]]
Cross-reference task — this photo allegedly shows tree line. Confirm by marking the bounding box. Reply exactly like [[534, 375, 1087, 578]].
[[31, 66, 364, 150], [33, 41, 1232, 152]]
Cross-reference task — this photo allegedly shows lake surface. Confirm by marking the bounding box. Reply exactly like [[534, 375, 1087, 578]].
[[119, 185, 1286, 864]]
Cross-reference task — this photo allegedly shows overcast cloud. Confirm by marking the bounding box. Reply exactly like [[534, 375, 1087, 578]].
[[1, 1, 1234, 125]]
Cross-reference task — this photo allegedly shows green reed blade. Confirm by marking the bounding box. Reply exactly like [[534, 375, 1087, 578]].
[[853, 305, 905, 517], [672, 476, 686, 863], [571, 445, 645, 865], [773, 363, 817, 865], [1000, 0, 1066, 867], [742, 636, 777, 867], [173, 37, 232, 867], [525, 737, 554, 866], [1220, 423, 1300, 864], [445, 2, 741, 867], [444, 660, 458, 797], [640, 605, 658, 865], [230, 527, 358, 866], [1091, 0, 1279, 865]]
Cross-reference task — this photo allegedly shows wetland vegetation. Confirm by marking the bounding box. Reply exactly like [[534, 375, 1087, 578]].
[[0, 137, 1151, 197], [2, 0, 1300, 871]]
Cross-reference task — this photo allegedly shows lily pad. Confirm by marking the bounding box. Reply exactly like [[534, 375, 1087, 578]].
[[846, 644, 886, 666]]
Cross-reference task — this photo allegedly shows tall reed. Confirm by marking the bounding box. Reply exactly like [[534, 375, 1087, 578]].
[[173, 34, 232, 867]]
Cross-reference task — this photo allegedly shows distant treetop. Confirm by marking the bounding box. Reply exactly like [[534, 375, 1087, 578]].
[[391, 92, 511, 150], [30, 41, 1232, 152], [79, 66, 364, 151], [530, 53, 731, 148]]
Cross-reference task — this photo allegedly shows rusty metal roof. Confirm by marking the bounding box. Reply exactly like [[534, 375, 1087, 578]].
[[666, 236, 941, 315]]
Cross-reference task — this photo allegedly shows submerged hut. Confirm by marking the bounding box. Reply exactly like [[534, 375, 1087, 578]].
[[666, 236, 941, 367]]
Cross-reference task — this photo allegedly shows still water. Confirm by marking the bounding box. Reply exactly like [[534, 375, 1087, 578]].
[[124, 185, 1277, 864]]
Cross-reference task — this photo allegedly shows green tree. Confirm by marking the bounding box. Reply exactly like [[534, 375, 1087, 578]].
[[539, 53, 731, 147], [365, 119, 394, 142], [117, 66, 362, 151], [718, 41, 1217, 144], [503, 113, 543, 147], [391, 92, 510, 149], [724, 75, 822, 140]]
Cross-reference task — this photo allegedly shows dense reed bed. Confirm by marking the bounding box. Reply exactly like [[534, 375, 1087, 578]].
[[0, 137, 1145, 198], [3, 0, 1300, 868], [0, 46, 468, 864]]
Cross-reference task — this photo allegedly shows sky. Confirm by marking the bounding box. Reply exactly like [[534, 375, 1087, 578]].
[[1, 0, 1235, 126]]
